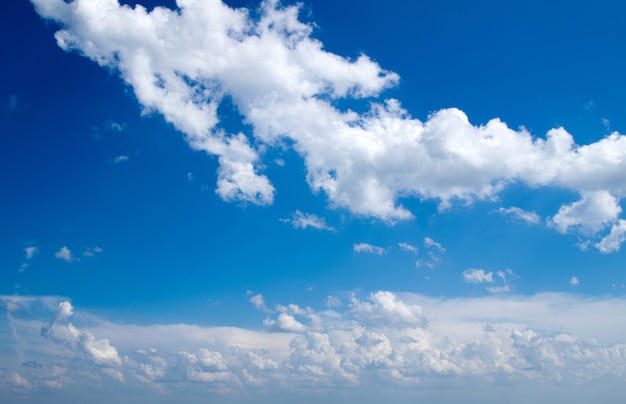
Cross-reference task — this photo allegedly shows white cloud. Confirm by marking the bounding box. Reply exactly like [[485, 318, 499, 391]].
[[423, 237, 445, 252], [4, 291, 626, 399], [249, 293, 272, 313], [550, 190, 621, 235], [463, 269, 494, 284], [595, 219, 626, 253], [398, 242, 418, 253], [111, 155, 129, 163], [570, 276, 579, 286], [264, 313, 306, 333], [82, 246, 102, 257], [498, 206, 540, 224], [353, 243, 386, 255], [463, 269, 516, 294], [30, 0, 626, 228], [24, 246, 38, 260], [281, 210, 334, 231], [54, 246, 75, 263]]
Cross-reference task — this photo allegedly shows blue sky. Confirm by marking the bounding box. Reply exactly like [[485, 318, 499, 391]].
[[2, 0, 626, 402]]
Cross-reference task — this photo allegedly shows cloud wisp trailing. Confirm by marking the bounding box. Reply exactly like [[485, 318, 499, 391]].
[[28, 0, 626, 252]]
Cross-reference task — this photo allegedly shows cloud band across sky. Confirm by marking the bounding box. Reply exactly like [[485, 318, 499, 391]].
[[2, 292, 626, 402], [29, 0, 626, 251]]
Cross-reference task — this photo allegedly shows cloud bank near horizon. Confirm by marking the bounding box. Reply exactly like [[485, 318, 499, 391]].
[[2, 292, 626, 401]]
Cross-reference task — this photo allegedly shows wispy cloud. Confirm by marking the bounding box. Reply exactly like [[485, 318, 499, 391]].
[[24, 246, 38, 260], [498, 206, 540, 225], [353, 243, 386, 255], [398, 242, 418, 254], [83, 246, 103, 257], [280, 210, 334, 231]]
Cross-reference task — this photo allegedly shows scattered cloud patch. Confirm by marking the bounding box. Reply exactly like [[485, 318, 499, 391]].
[[82, 246, 102, 257], [248, 292, 272, 313], [24, 247, 38, 260], [463, 269, 516, 294], [498, 206, 540, 225], [549, 191, 621, 235], [54, 246, 76, 263], [353, 243, 386, 255], [570, 276, 579, 286], [462, 269, 494, 284], [398, 242, 418, 254], [595, 219, 626, 253], [423, 237, 445, 252], [111, 155, 129, 164], [281, 210, 334, 231]]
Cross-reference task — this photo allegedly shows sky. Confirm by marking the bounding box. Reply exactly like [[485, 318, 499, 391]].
[[1, 0, 626, 402]]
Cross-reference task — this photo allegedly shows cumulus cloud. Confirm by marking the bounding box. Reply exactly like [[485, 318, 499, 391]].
[[248, 292, 272, 313], [54, 246, 75, 263], [280, 210, 334, 231], [550, 191, 621, 235], [595, 219, 626, 253], [3, 291, 626, 399], [570, 276, 579, 286], [353, 243, 386, 255], [498, 206, 541, 225], [29, 0, 626, 231], [463, 269, 494, 284], [41, 301, 122, 368]]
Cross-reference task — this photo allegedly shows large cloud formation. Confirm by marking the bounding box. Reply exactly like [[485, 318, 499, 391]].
[[2, 293, 626, 402], [30, 0, 626, 248]]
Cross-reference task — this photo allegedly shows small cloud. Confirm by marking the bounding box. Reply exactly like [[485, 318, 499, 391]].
[[24, 246, 38, 260], [463, 269, 494, 284], [498, 206, 540, 225], [570, 276, 579, 286], [111, 155, 129, 164], [7, 94, 18, 110], [325, 296, 342, 308], [464, 268, 516, 293], [398, 242, 418, 254], [106, 120, 124, 132], [486, 285, 511, 294], [595, 220, 626, 254], [263, 313, 306, 333], [601, 118, 611, 130], [249, 293, 272, 313], [83, 246, 103, 257], [187, 172, 194, 182], [353, 243, 386, 255], [281, 210, 334, 231], [424, 237, 445, 252], [54, 246, 76, 263], [274, 158, 285, 167]]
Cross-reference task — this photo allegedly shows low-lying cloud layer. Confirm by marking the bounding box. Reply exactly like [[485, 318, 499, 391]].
[[2, 292, 626, 401]]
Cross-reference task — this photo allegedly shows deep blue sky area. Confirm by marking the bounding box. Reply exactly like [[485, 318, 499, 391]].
[[1, 1, 626, 402]]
